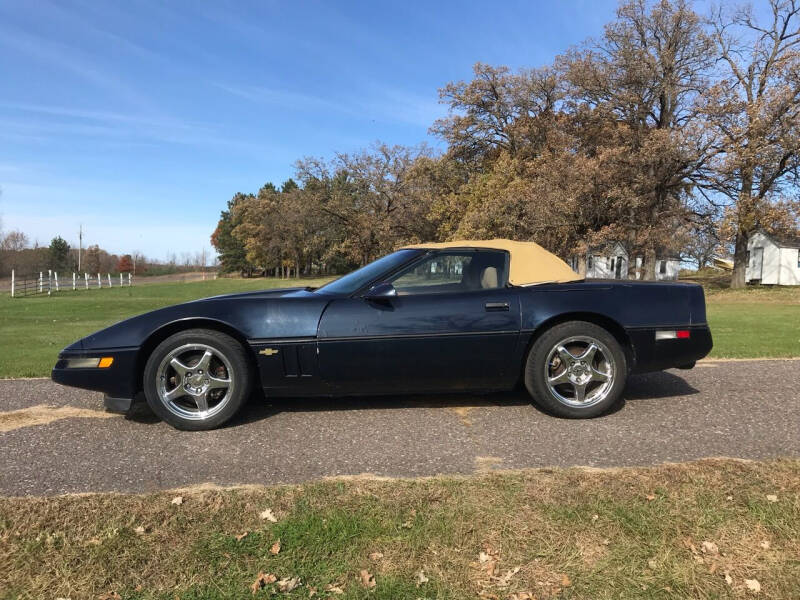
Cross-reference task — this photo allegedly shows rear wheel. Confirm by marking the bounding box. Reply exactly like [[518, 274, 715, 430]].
[[143, 329, 252, 430], [524, 321, 626, 418]]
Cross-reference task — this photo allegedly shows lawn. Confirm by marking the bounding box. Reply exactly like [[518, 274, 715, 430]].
[[1, 458, 797, 599], [0, 277, 797, 378]]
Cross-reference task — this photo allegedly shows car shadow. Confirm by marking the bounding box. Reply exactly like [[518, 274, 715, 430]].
[[125, 370, 700, 428]]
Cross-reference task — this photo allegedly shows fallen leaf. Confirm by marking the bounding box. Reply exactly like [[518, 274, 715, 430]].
[[270, 539, 281, 555], [744, 578, 761, 593], [171, 496, 184, 506], [251, 572, 277, 594], [260, 508, 278, 522], [724, 571, 733, 585], [726, 495, 734, 501], [760, 540, 771, 549], [87, 537, 101, 545], [561, 574, 571, 587], [308, 587, 316, 597], [647, 559, 658, 569], [496, 566, 521, 587], [324, 583, 344, 594], [359, 569, 376, 589], [98, 594, 122, 600], [478, 551, 492, 563], [645, 494, 656, 501], [766, 494, 778, 503], [509, 593, 535, 600], [235, 531, 249, 541], [477, 592, 499, 600], [701, 541, 719, 555], [415, 569, 429, 586], [134, 526, 145, 535], [369, 551, 384, 561], [591, 514, 599, 522], [276, 577, 301, 593]]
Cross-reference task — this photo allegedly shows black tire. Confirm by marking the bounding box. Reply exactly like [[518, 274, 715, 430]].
[[524, 321, 627, 418], [143, 329, 252, 430]]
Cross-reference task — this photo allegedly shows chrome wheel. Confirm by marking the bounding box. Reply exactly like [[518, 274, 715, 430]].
[[544, 336, 615, 408], [155, 343, 235, 421]]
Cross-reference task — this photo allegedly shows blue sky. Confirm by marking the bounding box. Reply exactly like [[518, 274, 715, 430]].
[[0, 0, 617, 259]]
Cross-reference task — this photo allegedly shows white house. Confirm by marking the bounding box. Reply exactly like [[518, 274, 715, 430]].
[[745, 229, 800, 286], [634, 255, 681, 280], [569, 242, 629, 279]]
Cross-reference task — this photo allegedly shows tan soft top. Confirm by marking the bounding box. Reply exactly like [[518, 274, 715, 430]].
[[402, 239, 581, 286]]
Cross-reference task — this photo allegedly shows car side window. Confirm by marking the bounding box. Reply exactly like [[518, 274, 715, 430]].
[[389, 251, 508, 295]]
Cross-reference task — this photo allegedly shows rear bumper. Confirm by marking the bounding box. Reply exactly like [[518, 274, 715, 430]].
[[628, 325, 713, 373]]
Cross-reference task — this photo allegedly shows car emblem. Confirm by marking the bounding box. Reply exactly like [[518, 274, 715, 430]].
[[259, 348, 279, 356]]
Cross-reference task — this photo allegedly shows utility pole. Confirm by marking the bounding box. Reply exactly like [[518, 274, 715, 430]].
[[77, 224, 82, 271]]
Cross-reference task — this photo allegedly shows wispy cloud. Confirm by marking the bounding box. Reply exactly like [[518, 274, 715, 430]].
[[213, 82, 444, 129]]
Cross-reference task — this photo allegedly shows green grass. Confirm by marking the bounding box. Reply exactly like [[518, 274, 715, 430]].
[[1, 459, 798, 599], [0, 277, 797, 378], [707, 303, 800, 358]]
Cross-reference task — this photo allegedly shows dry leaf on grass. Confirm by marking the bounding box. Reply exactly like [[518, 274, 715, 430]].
[[591, 514, 599, 522], [359, 569, 376, 588], [744, 578, 761, 593], [308, 586, 317, 597], [171, 496, 183, 506], [276, 577, 301, 592], [251, 572, 277, 594], [270, 539, 281, 555], [701, 541, 719, 555], [98, 593, 122, 600], [561, 574, 571, 587], [324, 583, 344, 594], [235, 532, 249, 541], [415, 569, 429, 586], [133, 526, 145, 535], [645, 494, 656, 501], [260, 508, 278, 522], [759, 540, 770, 549], [496, 566, 521, 587], [509, 593, 535, 600], [724, 571, 733, 585], [369, 551, 384, 561], [766, 494, 778, 503]]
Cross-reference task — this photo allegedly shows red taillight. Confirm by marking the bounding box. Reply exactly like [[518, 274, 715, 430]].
[[676, 330, 690, 339]]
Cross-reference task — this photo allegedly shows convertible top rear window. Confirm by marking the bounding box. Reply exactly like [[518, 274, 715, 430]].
[[314, 249, 421, 295]]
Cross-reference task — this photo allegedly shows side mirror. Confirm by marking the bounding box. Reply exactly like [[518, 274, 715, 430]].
[[364, 282, 397, 300]]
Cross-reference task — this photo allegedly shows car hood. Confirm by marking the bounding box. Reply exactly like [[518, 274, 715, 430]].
[[62, 286, 329, 352]]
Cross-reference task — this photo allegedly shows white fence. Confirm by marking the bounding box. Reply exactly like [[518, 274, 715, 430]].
[[10, 269, 132, 298]]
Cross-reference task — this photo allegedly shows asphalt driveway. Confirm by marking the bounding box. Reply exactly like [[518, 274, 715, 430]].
[[1, 359, 798, 496]]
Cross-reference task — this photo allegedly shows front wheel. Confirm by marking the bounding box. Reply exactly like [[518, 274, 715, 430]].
[[524, 321, 627, 418], [143, 329, 252, 430]]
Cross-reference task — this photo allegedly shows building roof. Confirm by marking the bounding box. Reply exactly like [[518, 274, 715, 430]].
[[402, 239, 582, 286], [759, 229, 800, 249]]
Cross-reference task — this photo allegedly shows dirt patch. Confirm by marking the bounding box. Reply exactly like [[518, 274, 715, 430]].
[[0, 405, 116, 432]]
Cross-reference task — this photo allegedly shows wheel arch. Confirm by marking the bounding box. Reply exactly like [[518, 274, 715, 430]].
[[520, 312, 634, 379], [135, 318, 258, 394]]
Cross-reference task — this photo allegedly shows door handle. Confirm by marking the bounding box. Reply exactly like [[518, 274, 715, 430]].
[[485, 302, 510, 311]]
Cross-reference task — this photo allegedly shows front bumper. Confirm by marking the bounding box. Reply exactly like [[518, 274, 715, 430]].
[[51, 347, 140, 400]]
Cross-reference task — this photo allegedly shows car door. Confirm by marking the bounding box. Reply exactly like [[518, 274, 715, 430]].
[[316, 250, 522, 394]]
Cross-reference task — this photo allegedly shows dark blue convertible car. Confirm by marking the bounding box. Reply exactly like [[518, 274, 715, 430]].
[[52, 239, 712, 430]]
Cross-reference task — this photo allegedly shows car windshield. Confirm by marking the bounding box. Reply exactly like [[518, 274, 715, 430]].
[[314, 249, 422, 295]]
